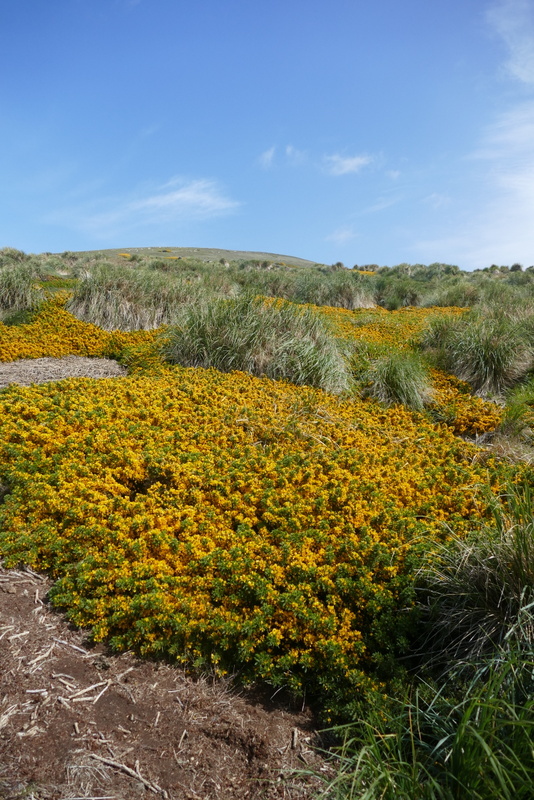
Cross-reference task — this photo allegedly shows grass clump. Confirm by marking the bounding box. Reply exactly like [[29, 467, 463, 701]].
[[0, 262, 45, 320], [311, 651, 534, 800], [67, 263, 206, 330], [352, 345, 432, 411], [0, 246, 31, 266], [162, 294, 350, 393], [417, 482, 534, 665], [421, 313, 533, 397]]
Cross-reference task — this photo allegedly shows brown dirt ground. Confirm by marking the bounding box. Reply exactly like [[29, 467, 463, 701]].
[[0, 357, 127, 389], [0, 359, 329, 800]]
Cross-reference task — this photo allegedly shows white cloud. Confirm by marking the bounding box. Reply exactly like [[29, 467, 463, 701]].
[[259, 146, 275, 169], [386, 170, 401, 180], [326, 225, 358, 245], [487, 0, 534, 85], [324, 153, 373, 176], [45, 177, 239, 238], [414, 101, 534, 267], [423, 193, 452, 209], [129, 178, 237, 219], [285, 144, 307, 165]]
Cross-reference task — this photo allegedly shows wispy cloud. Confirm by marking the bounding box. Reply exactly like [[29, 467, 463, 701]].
[[423, 193, 451, 209], [285, 144, 307, 165], [326, 225, 358, 245], [487, 0, 534, 84], [257, 144, 375, 175], [324, 153, 373, 176], [46, 177, 240, 239], [414, 3, 534, 267], [362, 196, 401, 214], [259, 146, 275, 169], [415, 102, 534, 267]]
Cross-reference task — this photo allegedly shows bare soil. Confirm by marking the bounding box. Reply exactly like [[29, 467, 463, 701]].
[[0, 359, 327, 799], [0, 357, 127, 390]]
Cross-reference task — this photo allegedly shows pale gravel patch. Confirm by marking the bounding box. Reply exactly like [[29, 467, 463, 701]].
[[0, 356, 127, 389]]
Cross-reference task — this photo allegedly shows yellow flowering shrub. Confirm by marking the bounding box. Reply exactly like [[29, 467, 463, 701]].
[[0, 361, 517, 715], [0, 298, 516, 717], [320, 305, 501, 436]]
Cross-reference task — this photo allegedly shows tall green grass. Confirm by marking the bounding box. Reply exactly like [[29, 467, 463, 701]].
[[351, 344, 432, 411], [0, 262, 44, 319], [162, 294, 350, 393], [421, 313, 534, 397], [417, 483, 534, 665], [310, 652, 534, 800], [67, 263, 208, 330]]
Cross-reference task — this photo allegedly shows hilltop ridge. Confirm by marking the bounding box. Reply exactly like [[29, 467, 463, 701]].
[[67, 246, 325, 269]]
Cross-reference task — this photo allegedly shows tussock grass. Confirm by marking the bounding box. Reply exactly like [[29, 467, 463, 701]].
[[0, 262, 45, 319], [162, 294, 350, 393], [310, 652, 534, 800], [0, 247, 33, 266], [352, 344, 432, 411], [418, 482, 534, 665], [422, 279, 480, 308], [421, 313, 534, 397], [67, 263, 208, 330], [494, 378, 534, 461]]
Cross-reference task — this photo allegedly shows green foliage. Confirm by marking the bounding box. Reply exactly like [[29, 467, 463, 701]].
[[311, 652, 534, 800], [421, 313, 533, 397], [352, 345, 432, 411], [162, 294, 350, 393], [375, 277, 421, 310], [0, 262, 45, 318], [67, 263, 208, 330], [417, 482, 534, 666], [498, 378, 534, 445], [0, 246, 30, 266], [422, 279, 480, 308]]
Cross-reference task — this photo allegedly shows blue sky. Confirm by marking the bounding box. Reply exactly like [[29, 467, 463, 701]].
[[1, 0, 533, 269]]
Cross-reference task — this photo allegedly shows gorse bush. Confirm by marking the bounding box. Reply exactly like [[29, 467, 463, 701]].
[[0, 334, 507, 720], [162, 294, 351, 393]]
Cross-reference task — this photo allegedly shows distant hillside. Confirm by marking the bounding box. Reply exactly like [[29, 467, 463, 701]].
[[70, 246, 325, 269]]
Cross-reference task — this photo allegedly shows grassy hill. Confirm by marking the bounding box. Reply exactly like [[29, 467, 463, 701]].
[[82, 245, 326, 269]]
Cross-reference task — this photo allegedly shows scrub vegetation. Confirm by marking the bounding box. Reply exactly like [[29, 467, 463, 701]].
[[1, 245, 533, 797]]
